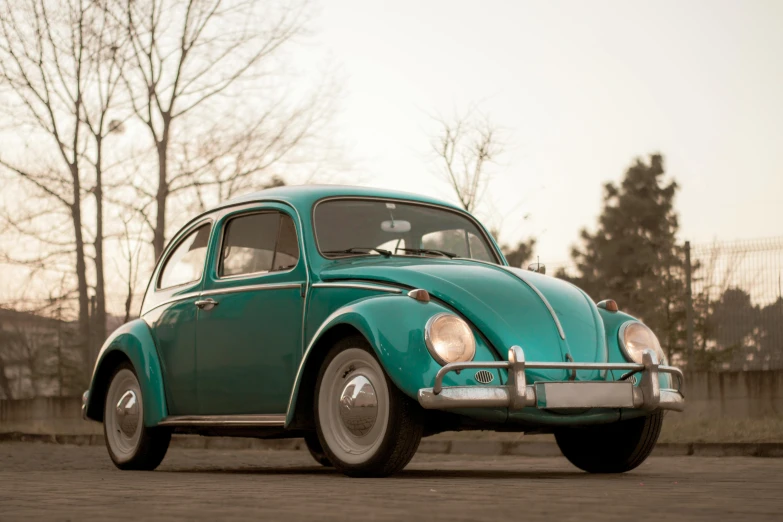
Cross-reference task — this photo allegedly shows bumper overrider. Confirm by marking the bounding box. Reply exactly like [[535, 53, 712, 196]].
[[418, 346, 685, 412]]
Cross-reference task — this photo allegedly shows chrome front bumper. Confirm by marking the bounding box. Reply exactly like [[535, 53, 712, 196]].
[[418, 346, 685, 412]]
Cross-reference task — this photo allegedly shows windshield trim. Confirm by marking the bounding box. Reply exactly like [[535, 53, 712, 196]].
[[311, 196, 502, 264]]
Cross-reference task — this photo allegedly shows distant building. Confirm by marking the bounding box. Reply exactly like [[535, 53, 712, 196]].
[[0, 308, 90, 399]]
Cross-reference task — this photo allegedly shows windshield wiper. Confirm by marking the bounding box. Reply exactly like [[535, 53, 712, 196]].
[[396, 247, 456, 259], [322, 247, 392, 257]]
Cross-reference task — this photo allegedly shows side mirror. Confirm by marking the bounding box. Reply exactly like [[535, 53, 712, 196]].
[[528, 262, 546, 275]]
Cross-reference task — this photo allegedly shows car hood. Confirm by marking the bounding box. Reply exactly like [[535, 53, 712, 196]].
[[318, 258, 607, 380]]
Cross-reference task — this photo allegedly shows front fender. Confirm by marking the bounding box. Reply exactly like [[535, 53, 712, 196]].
[[286, 293, 505, 426], [84, 319, 168, 426]]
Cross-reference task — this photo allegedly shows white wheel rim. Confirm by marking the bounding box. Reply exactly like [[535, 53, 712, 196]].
[[105, 369, 143, 462], [318, 348, 390, 465]]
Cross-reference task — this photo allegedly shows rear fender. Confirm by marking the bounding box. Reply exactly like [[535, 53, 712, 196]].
[[84, 319, 168, 426], [285, 293, 504, 427]]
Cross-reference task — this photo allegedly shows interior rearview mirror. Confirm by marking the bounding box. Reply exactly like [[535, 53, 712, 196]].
[[381, 220, 411, 233]]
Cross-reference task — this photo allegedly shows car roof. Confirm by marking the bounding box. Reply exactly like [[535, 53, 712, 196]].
[[220, 184, 464, 213], [168, 184, 471, 250]]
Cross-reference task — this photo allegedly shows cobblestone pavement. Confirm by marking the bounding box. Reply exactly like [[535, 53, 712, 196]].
[[1, 442, 782, 521]]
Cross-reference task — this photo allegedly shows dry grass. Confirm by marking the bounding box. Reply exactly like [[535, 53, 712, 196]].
[[427, 416, 783, 444], [658, 415, 783, 444]]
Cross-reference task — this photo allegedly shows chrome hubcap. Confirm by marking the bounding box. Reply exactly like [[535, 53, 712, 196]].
[[105, 369, 143, 463], [115, 390, 139, 438], [338, 375, 378, 437], [318, 348, 390, 465]]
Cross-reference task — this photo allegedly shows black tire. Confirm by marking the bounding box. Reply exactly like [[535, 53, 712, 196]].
[[304, 432, 332, 467], [104, 362, 171, 471], [555, 410, 664, 473], [314, 335, 423, 477]]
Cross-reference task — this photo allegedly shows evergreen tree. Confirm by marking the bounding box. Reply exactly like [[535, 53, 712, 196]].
[[566, 154, 686, 361], [502, 238, 537, 268], [757, 298, 783, 369]]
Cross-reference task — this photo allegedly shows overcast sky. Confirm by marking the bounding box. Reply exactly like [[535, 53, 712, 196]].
[[302, 0, 783, 263]]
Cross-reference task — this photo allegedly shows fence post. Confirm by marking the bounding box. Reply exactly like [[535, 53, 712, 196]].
[[684, 241, 694, 369]]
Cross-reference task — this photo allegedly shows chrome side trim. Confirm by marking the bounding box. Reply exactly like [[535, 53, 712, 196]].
[[143, 284, 303, 314], [311, 282, 403, 294], [200, 282, 302, 297], [157, 414, 286, 427], [142, 291, 202, 315], [502, 268, 566, 340]]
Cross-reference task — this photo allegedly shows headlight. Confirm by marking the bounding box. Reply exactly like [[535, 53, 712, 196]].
[[425, 313, 476, 365], [619, 322, 665, 364]]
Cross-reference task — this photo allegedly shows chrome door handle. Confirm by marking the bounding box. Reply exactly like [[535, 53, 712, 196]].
[[194, 298, 218, 310]]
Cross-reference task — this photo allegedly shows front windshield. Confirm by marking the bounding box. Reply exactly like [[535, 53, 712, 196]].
[[314, 198, 499, 263]]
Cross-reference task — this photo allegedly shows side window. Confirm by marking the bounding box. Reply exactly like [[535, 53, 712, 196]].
[[272, 214, 300, 271], [220, 211, 300, 277], [159, 224, 211, 289]]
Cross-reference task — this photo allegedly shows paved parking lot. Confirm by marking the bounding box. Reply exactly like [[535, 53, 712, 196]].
[[1, 442, 782, 521]]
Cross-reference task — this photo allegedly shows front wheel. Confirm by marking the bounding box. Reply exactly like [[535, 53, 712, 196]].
[[314, 336, 423, 477], [555, 410, 664, 473], [103, 363, 171, 470], [304, 432, 332, 467]]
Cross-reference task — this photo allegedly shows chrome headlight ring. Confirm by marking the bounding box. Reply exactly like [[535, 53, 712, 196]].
[[618, 321, 666, 365], [424, 313, 476, 366]]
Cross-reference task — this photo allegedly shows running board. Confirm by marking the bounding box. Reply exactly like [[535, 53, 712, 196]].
[[157, 414, 286, 427]]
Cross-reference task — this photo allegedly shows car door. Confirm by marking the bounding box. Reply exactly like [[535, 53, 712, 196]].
[[143, 219, 213, 415], [195, 203, 305, 415]]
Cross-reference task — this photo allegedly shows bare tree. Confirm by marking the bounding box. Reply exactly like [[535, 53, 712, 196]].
[[0, 326, 16, 399], [114, 215, 145, 323], [0, 0, 339, 380], [168, 87, 337, 213], [0, 0, 96, 353], [0, 0, 133, 361], [429, 108, 536, 264], [80, 11, 132, 346], [114, 0, 320, 259], [430, 109, 504, 214]]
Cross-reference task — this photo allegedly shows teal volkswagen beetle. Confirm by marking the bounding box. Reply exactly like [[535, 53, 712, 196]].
[[83, 185, 684, 477]]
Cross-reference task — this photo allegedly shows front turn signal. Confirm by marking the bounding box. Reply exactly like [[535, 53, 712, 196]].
[[597, 299, 619, 312]]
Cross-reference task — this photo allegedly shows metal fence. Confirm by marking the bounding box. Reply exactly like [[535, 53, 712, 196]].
[[687, 237, 783, 371], [2, 237, 783, 400], [689, 237, 783, 308], [551, 237, 783, 371]]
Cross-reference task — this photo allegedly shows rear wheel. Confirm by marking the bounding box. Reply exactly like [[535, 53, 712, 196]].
[[314, 335, 423, 477], [555, 411, 664, 473], [104, 363, 171, 470], [304, 432, 332, 467]]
